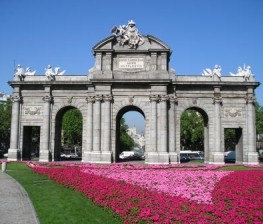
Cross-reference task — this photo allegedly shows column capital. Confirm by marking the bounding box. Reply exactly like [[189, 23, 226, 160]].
[[103, 94, 113, 102], [42, 95, 52, 103], [11, 95, 21, 103], [160, 95, 169, 102], [149, 94, 159, 102], [213, 96, 222, 104], [246, 96, 256, 104], [95, 95, 103, 102], [169, 94, 178, 103], [86, 96, 95, 103]]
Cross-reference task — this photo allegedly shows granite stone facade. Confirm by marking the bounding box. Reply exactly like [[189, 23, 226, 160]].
[[7, 33, 260, 164]]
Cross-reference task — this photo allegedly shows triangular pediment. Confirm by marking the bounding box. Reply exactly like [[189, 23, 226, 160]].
[[93, 35, 170, 53]]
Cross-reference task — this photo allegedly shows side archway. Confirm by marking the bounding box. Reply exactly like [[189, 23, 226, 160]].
[[53, 106, 83, 161], [179, 106, 209, 162]]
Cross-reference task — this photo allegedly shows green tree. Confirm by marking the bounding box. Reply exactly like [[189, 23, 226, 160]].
[[62, 108, 82, 145], [0, 100, 12, 152], [180, 109, 204, 151], [120, 117, 134, 151], [256, 102, 263, 134]]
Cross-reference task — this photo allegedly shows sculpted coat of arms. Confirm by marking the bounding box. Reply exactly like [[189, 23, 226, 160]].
[[111, 20, 145, 49]]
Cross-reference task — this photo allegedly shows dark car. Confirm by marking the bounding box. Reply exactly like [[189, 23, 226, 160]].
[[224, 151, 236, 163], [180, 154, 190, 163]]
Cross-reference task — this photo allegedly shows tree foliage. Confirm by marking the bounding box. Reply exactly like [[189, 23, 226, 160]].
[[180, 109, 204, 151], [0, 100, 12, 152], [256, 102, 263, 134], [120, 117, 134, 151], [62, 108, 83, 145]]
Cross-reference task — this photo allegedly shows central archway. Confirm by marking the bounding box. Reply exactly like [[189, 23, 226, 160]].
[[115, 105, 145, 162]]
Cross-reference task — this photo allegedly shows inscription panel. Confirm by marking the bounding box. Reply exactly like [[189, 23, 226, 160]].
[[118, 57, 144, 69]]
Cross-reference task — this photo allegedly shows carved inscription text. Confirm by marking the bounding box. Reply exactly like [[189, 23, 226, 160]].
[[119, 58, 144, 69]]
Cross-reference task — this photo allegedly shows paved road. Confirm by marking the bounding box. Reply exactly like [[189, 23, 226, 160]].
[[0, 171, 39, 224]]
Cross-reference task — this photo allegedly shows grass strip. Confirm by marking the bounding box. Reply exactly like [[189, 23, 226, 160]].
[[6, 162, 122, 224], [219, 165, 263, 170]]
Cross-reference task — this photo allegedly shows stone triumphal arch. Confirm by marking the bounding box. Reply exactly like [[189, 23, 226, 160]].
[[8, 21, 260, 164]]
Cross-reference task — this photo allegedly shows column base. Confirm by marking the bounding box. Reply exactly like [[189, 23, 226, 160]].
[[245, 152, 259, 165], [82, 152, 92, 162], [7, 148, 19, 161], [169, 152, 179, 164], [101, 151, 112, 163], [83, 151, 112, 164], [210, 152, 225, 164], [39, 150, 51, 162], [146, 152, 169, 164]]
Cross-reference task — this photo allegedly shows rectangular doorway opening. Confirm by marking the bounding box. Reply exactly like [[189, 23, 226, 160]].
[[22, 126, 40, 161], [224, 128, 243, 163]]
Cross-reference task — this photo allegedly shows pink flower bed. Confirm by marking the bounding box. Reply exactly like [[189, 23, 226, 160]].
[[81, 165, 230, 204], [29, 162, 263, 223]]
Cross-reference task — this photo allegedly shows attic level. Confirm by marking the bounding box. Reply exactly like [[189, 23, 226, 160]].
[[88, 21, 173, 80]]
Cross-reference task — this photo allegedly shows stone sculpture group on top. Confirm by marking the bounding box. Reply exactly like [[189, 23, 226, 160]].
[[111, 20, 145, 49], [229, 65, 253, 81], [201, 64, 253, 81], [14, 64, 36, 81], [201, 65, 222, 78], [44, 65, 66, 81], [14, 64, 65, 81]]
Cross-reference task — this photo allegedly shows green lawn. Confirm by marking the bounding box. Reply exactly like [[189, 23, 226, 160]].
[[219, 165, 263, 170], [5, 162, 122, 224]]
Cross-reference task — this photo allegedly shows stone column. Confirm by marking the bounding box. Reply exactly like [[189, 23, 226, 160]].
[[101, 95, 113, 163], [93, 95, 102, 153], [169, 95, 178, 163], [159, 95, 168, 152], [158, 95, 169, 163], [8, 95, 21, 161], [246, 94, 258, 164], [150, 95, 158, 152], [146, 95, 159, 164], [40, 94, 52, 162], [102, 95, 112, 152], [83, 96, 94, 162], [212, 92, 224, 164]]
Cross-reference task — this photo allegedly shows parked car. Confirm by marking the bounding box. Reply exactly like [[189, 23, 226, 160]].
[[180, 154, 190, 163], [224, 151, 236, 163], [119, 151, 135, 160]]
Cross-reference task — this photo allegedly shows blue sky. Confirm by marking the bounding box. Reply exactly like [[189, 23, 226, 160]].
[[1, 0, 262, 133]]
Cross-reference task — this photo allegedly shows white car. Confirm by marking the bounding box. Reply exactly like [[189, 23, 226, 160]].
[[119, 151, 135, 159]]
